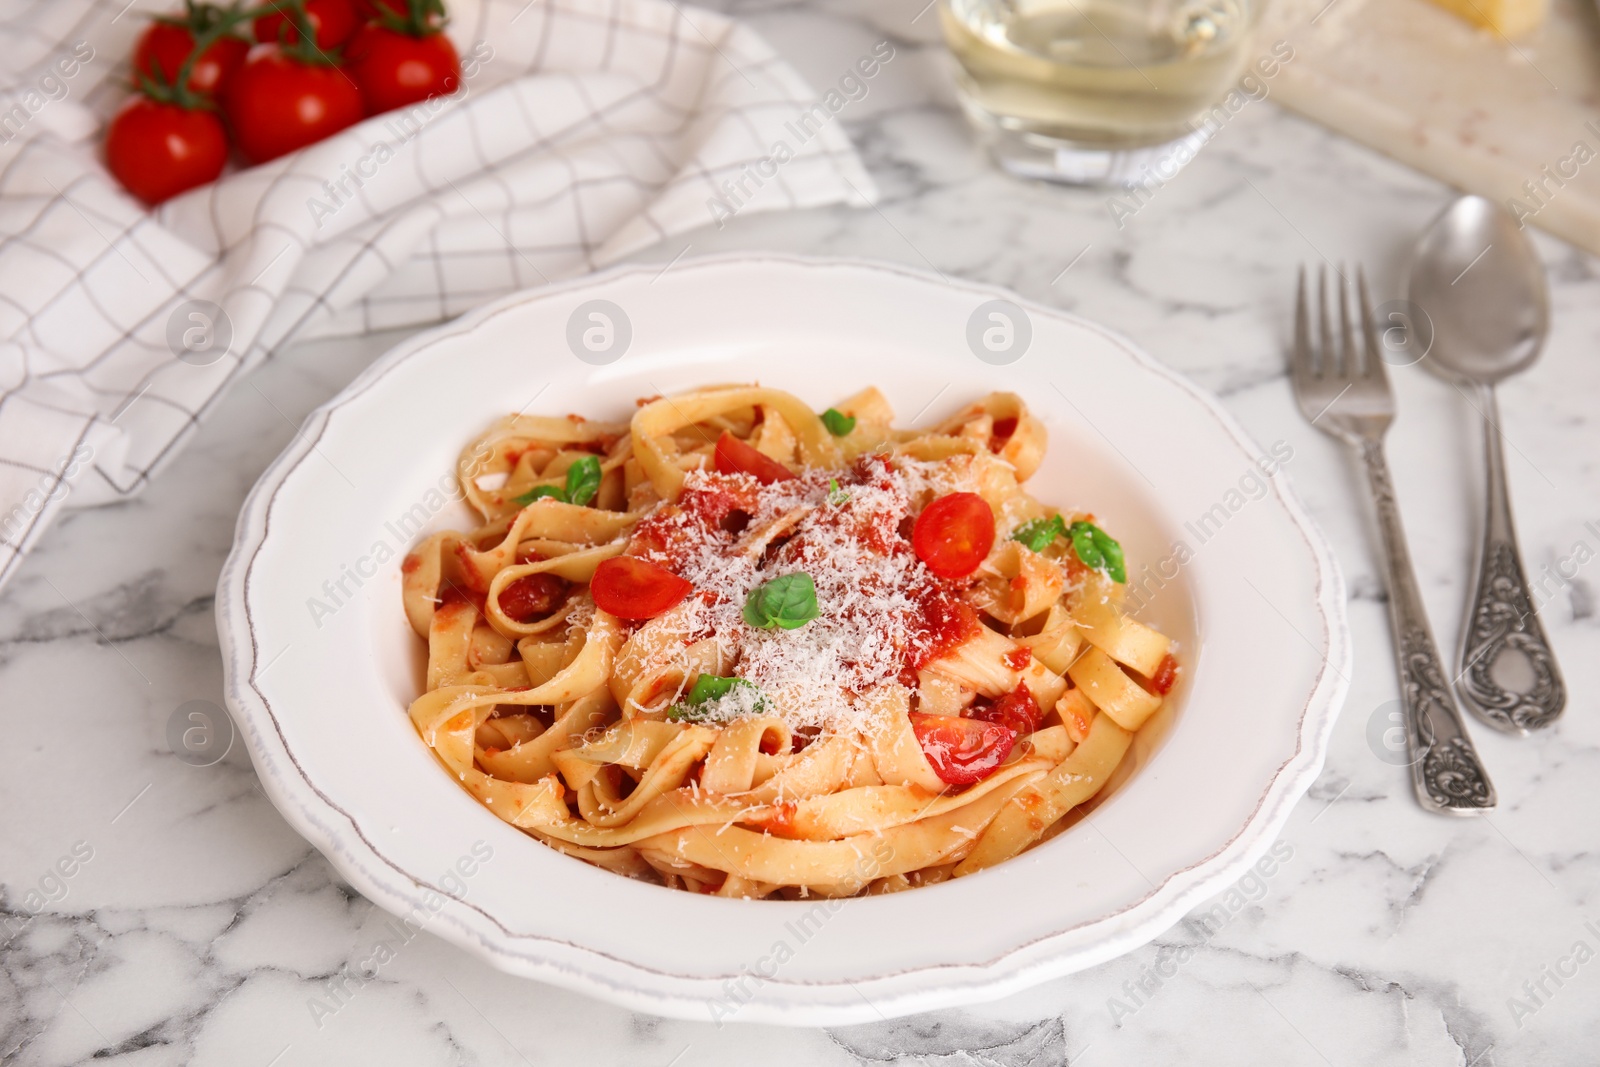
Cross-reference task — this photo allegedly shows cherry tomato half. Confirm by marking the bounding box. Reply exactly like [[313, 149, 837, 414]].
[[133, 23, 249, 97], [713, 430, 794, 485], [345, 23, 462, 116], [909, 712, 1017, 786], [105, 96, 228, 206], [912, 492, 995, 579], [1147, 653, 1180, 695], [591, 557, 693, 620], [224, 44, 364, 164], [254, 0, 362, 49], [497, 573, 570, 623], [972, 683, 1041, 737]]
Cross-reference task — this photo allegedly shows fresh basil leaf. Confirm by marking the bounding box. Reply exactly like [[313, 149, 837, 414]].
[[668, 674, 764, 720], [564, 454, 602, 507], [1092, 527, 1127, 584], [827, 477, 849, 504], [1069, 523, 1104, 570], [743, 573, 819, 630], [513, 484, 567, 506], [1068, 521, 1125, 583], [820, 408, 857, 436], [1011, 515, 1066, 552]]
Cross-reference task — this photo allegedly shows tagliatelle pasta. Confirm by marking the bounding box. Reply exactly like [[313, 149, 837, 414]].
[[402, 386, 1181, 897]]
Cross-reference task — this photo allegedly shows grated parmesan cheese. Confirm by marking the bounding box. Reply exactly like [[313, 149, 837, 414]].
[[629, 456, 980, 736]]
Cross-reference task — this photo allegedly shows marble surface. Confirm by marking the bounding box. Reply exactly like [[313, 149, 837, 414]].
[[3, 1, 1598, 1064]]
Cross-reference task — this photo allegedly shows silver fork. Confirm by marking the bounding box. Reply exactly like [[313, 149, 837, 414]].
[[1291, 265, 1496, 815]]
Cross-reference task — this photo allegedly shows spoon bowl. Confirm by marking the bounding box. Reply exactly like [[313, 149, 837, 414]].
[[1409, 195, 1550, 384]]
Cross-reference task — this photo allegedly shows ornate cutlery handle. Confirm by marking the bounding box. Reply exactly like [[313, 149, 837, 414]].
[[1457, 387, 1565, 734], [1360, 440, 1496, 813]]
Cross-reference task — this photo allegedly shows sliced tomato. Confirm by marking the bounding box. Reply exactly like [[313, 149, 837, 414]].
[[497, 573, 569, 622], [1148, 653, 1180, 695], [912, 492, 995, 579], [909, 712, 1017, 786], [973, 683, 1041, 737], [989, 415, 1017, 453], [590, 556, 692, 619], [714, 430, 794, 484]]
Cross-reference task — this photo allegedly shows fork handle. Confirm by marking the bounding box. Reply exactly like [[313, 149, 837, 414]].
[[1456, 385, 1565, 734], [1359, 439, 1497, 814]]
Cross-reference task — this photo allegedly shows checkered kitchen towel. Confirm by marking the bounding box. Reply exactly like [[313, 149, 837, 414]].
[[0, 0, 876, 592]]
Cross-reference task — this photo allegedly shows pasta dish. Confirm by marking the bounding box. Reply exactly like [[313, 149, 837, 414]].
[[402, 386, 1179, 898]]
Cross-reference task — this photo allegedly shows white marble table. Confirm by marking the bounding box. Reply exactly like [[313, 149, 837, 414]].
[[3, 2, 1598, 1064]]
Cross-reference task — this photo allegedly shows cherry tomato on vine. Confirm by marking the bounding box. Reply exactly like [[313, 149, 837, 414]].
[[590, 557, 693, 620], [253, 0, 362, 49], [909, 712, 1017, 786], [352, 0, 407, 17], [713, 430, 794, 485], [344, 22, 462, 115], [133, 22, 249, 97], [105, 95, 228, 205], [224, 44, 363, 163], [912, 492, 995, 578]]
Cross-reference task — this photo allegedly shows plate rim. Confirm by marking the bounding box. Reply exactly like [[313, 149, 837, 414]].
[[216, 252, 1350, 1024]]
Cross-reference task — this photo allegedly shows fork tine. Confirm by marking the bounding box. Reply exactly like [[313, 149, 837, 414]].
[[1317, 264, 1333, 378], [1338, 266, 1357, 378], [1292, 265, 1314, 381], [1357, 267, 1389, 386]]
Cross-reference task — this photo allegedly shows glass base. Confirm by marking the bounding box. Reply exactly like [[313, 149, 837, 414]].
[[957, 96, 1214, 188]]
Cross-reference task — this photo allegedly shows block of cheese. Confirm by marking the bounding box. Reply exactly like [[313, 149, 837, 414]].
[[1424, 0, 1548, 35]]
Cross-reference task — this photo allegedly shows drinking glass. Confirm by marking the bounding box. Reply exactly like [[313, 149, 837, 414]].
[[939, 0, 1266, 185]]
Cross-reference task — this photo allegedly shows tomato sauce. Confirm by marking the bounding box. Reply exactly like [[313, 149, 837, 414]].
[[989, 415, 1017, 452]]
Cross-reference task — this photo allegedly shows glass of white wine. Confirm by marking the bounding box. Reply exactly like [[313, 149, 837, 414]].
[[940, 0, 1265, 185]]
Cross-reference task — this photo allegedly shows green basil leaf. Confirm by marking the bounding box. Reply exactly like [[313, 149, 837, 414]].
[[827, 477, 849, 504], [512, 484, 567, 506], [1068, 521, 1125, 583], [1092, 527, 1127, 584], [1069, 523, 1104, 571], [1011, 515, 1066, 552], [743, 572, 819, 630], [820, 408, 857, 437], [564, 454, 602, 507], [668, 675, 764, 720]]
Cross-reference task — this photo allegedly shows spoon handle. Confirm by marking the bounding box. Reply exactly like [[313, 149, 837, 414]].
[[1457, 386, 1565, 733]]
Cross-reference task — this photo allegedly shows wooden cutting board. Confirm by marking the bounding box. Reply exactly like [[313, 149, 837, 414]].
[[1260, 0, 1600, 255]]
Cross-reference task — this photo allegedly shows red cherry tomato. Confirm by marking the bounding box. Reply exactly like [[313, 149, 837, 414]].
[[989, 415, 1017, 453], [351, 0, 405, 15], [713, 430, 794, 485], [133, 24, 249, 97], [1148, 653, 1180, 695], [973, 683, 1041, 737], [254, 0, 362, 49], [909, 712, 1017, 786], [590, 557, 693, 620], [224, 45, 364, 164], [912, 492, 995, 579], [498, 573, 570, 622], [345, 23, 461, 115], [105, 96, 228, 206]]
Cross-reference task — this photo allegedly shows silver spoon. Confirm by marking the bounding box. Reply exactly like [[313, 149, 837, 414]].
[[1406, 195, 1565, 734]]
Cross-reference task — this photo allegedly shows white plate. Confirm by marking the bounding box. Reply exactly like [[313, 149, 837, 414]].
[[217, 255, 1348, 1026]]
